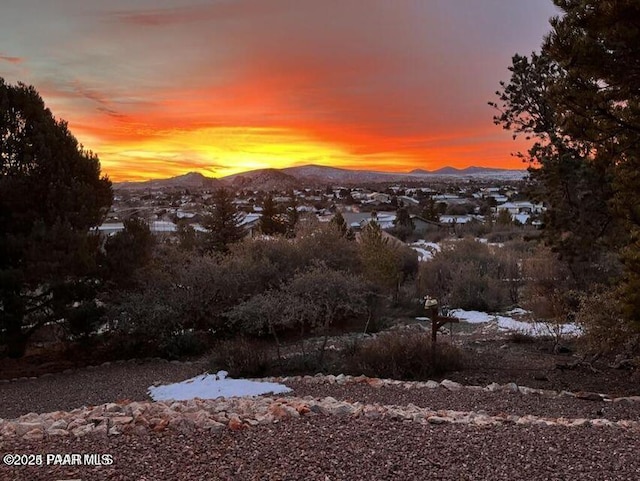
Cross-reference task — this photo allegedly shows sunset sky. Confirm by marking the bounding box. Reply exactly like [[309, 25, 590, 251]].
[[0, 0, 558, 181]]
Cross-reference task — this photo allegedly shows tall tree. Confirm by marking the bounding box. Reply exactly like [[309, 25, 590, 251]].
[[102, 217, 154, 285], [0, 78, 113, 357], [259, 194, 286, 236], [330, 211, 355, 240], [392, 205, 415, 241], [358, 221, 404, 303], [492, 0, 639, 321], [202, 188, 244, 253]]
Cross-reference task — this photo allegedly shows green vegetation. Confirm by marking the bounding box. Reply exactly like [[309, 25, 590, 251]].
[[491, 0, 640, 356], [0, 78, 112, 358]]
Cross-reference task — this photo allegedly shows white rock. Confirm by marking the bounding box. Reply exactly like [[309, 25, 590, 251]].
[[440, 379, 463, 391]]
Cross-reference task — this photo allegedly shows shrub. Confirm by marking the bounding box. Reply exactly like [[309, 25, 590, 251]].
[[343, 332, 465, 380], [576, 287, 640, 357], [418, 238, 515, 311], [210, 338, 276, 378]]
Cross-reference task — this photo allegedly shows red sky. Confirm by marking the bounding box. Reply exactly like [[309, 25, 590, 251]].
[[0, 0, 559, 181]]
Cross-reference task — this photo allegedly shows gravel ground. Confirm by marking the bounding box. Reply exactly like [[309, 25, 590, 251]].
[[0, 360, 206, 420], [283, 382, 640, 422], [1, 417, 639, 480], [2, 355, 640, 480]]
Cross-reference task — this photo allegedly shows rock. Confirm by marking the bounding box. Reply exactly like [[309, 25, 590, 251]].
[[502, 382, 519, 393], [111, 416, 134, 426], [569, 418, 590, 427], [613, 396, 640, 403], [46, 428, 69, 437], [590, 418, 614, 427], [427, 416, 448, 425], [575, 392, 604, 401], [228, 415, 245, 431], [15, 422, 43, 437], [104, 403, 123, 413], [327, 404, 355, 416], [425, 381, 440, 389], [268, 403, 299, 420], [22, 428, 44, 441], [559, 390, 576, 398], [519, 386, 543, 396], [72, 424, 95, 437], [366, 378, 384, 388], [440, 379, 463, 391], [486, 382, 501, 392]]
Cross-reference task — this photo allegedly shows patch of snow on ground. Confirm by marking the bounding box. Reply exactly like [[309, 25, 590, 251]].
[[506, 307, 530, 316], [409, 240, 440, 261], [148, 370, 292, 401], [450, 309, 582, 337]]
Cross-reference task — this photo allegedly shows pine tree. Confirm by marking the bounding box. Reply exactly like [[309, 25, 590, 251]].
[[259, 194, 286, 236], [393, 205, 414, 241], [0, 78, 113, 357], [202, 188, 244, 253], [492, 0, 640, 323], [330, 211, 355, 240], [284, 195, 300, 238]]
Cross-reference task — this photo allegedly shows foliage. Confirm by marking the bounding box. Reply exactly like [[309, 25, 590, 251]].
[[201, 188, 244, 253], [329, 211, 355, 240], [209, 338, 276, 378], [102, 217, 154, 286], [418, 238, 518, 312], [391, 205, 414, 241], [259, 194, 286, 235], [491, 1, 639, 325], [358, 221, 418, 303], [344, 331, 464, 380], [0, 78, 112, 357], [296, 219, 361, 273], [576, 286, 639, 357]]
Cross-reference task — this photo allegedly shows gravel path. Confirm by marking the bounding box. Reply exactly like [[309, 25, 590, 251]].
[[283, 381, 640, 422], [0, 359, 206, 419], [2, 418, 639, 480], [2, 360, 640, 480]]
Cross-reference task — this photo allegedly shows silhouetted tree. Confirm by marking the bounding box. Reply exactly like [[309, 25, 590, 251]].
[[0, 78, 112, 357], [259, 194, 286, 235], [202, 188, 244, 253]]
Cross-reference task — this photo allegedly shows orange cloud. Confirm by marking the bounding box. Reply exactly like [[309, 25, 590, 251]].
[[3, 1, 555, 181]]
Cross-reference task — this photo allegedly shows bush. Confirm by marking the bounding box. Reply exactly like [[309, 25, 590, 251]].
[[419, 238, 516, 311], [343, 332, 465, 380], [576, 287, 640, 357], [210, 338, 276, 378]]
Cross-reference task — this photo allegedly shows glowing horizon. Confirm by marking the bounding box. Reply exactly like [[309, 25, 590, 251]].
[[0, 1, 558, 182]]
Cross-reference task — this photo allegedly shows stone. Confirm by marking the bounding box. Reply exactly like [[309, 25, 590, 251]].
[[427, 416, 448, 425], [440, 379, 463, 391], [575, 392, 604, 401], [502, 382, 519, 393], [46, 428, 69, 437], [72, 424, 95, 437], [104, 403, 123, 413], [22, 428, 44, 441], [486, 382, 501, 392], [111, 416, 134, 426], [228, 415, 245, 431], [425, 381, 440, 389], [590, 418, 614, 427], [613, 396, 640, 403], [15, 422, 43, 437]]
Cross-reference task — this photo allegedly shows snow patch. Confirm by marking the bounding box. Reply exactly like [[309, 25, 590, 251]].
[[449, 309, 582, 337], [148, 370, 292, 401]]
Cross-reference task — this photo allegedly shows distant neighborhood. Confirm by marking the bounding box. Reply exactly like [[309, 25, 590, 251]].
[[100, 164, 543, 243]]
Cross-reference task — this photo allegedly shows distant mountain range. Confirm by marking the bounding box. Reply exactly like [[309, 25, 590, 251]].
[[113, 164, 527, 191]]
